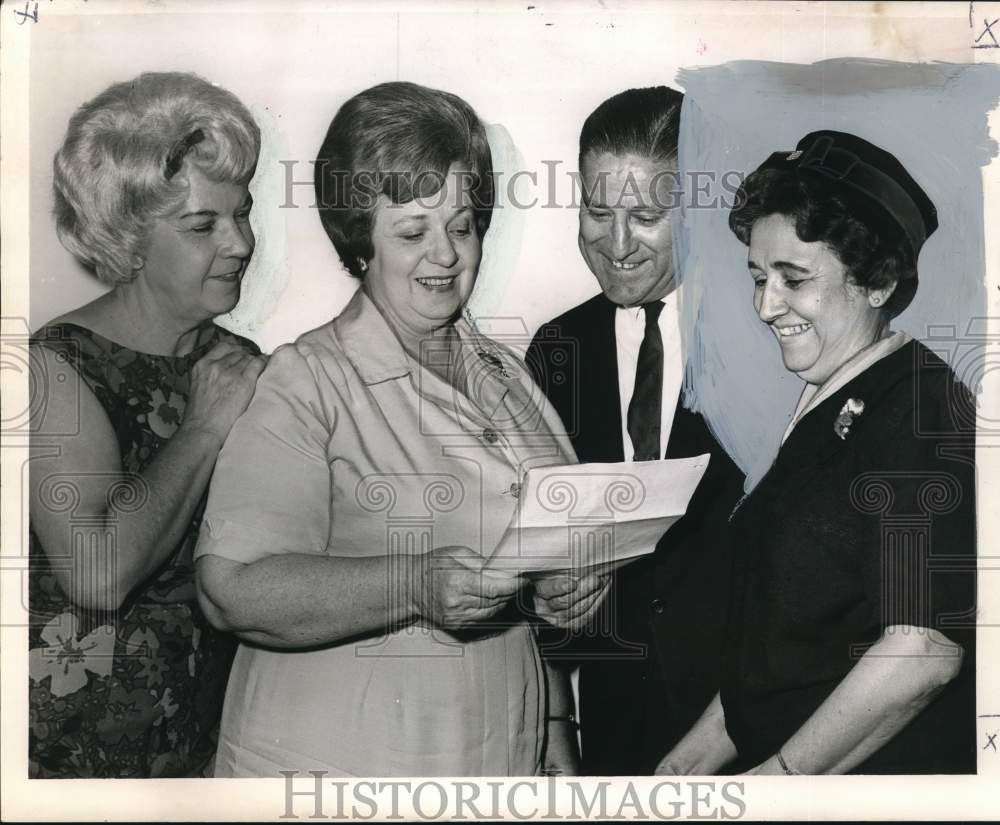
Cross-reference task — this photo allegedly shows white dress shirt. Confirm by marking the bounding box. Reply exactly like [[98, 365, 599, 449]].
[[615, 288, 684, 461]]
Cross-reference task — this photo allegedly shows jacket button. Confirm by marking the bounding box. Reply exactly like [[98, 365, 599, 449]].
[[650, 598, 664, 615], [482, 428, 500, 444]]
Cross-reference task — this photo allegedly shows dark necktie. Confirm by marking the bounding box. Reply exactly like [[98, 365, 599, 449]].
[[627, 301, 664, 461]]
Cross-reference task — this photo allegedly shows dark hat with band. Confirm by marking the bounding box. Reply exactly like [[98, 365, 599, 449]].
[[757, 130, 938, 259]]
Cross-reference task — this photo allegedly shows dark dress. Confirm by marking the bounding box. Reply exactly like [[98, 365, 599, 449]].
[[28, 322, 258, 778], [527, 293, 745, 775], [722, 339, 977, 774]]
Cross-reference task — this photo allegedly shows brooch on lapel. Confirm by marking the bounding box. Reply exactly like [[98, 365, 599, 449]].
[[502, 481, 522, 499], [476, 348, 512, 380], [833, 398, 865, 440], [466, 307, 513, 380]]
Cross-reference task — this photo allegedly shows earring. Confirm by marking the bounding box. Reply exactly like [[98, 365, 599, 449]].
[[870, 294, 883, 307], [358, 258, 368, 274]]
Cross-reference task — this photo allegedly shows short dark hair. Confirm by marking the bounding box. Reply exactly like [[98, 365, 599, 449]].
[[314, 82, 494, 279], [729, 167, 919, 319], [578, 86, 684, 170]]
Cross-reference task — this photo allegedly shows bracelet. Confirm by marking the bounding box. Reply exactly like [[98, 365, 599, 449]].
[[546, 714, 579, 727], [775, 750, 801, 776]]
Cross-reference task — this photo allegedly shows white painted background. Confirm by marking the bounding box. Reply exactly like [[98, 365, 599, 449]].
[[27, 2, 993, 352]]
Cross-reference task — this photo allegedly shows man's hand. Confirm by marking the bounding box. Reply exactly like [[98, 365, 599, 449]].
[[532, 571, 611, 630]]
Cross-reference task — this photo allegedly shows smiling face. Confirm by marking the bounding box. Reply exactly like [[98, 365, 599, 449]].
[[139, 165, 254, 324], [748, 213, 891, 386], [363, 165, 481, 341], [578, 151, 679, 307]]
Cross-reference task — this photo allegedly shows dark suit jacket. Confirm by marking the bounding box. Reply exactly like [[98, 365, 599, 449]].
[[526, 292, 745, 775]]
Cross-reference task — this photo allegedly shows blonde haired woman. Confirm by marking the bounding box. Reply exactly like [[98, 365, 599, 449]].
[[29, 72, 264, 777]]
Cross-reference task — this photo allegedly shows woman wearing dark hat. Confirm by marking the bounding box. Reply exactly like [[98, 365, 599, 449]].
[[656, 131, 976, 775]]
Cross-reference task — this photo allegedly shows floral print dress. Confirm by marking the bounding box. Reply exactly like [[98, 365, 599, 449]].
[[28, 323, 257, 778]]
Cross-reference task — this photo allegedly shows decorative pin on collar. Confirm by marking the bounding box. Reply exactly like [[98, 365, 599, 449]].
[[465, 309, 513, 380], [834, 398, 865, 440], [477, 348, 511, 379]]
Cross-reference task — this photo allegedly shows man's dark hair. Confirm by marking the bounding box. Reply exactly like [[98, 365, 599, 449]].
[[578, 86, 684, 170]]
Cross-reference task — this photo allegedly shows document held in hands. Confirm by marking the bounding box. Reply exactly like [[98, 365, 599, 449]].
[[487, 454, 710, 575]]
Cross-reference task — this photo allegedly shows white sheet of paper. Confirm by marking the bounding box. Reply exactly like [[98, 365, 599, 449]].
[[487, 454, 710, 575]]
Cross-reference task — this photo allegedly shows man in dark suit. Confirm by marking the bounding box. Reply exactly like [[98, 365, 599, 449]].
[[526, 86, 745, 775]]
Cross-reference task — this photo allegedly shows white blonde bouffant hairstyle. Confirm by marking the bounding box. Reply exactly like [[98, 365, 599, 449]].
[[53, 72, 260, 284]]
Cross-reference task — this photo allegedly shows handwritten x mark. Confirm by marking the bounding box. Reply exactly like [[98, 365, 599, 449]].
[[973, 17, 1000, 47], [986, 732, 998, 751]]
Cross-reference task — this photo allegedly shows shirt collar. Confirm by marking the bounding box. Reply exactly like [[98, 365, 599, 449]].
[[334, 288, 411, 386], [334, 289, 518, 415], [612, 287, 680, 321]]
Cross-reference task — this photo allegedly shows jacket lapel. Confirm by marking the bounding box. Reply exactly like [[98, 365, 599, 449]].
[[663, 396, 710, 460], [582, 296, 625, 463]]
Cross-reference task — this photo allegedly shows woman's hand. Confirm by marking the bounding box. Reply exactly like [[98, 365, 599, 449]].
[[654, 693, 737, 776], [653, 757, 684, 775], [740, 756, 784, 775], [197, 547, 524, 649], [409, 546, 525, 630], [183, 341, 266, 442], [28, 339, 265, 611], [755, 625, 965, 775], [532, 571, 611, 630]]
